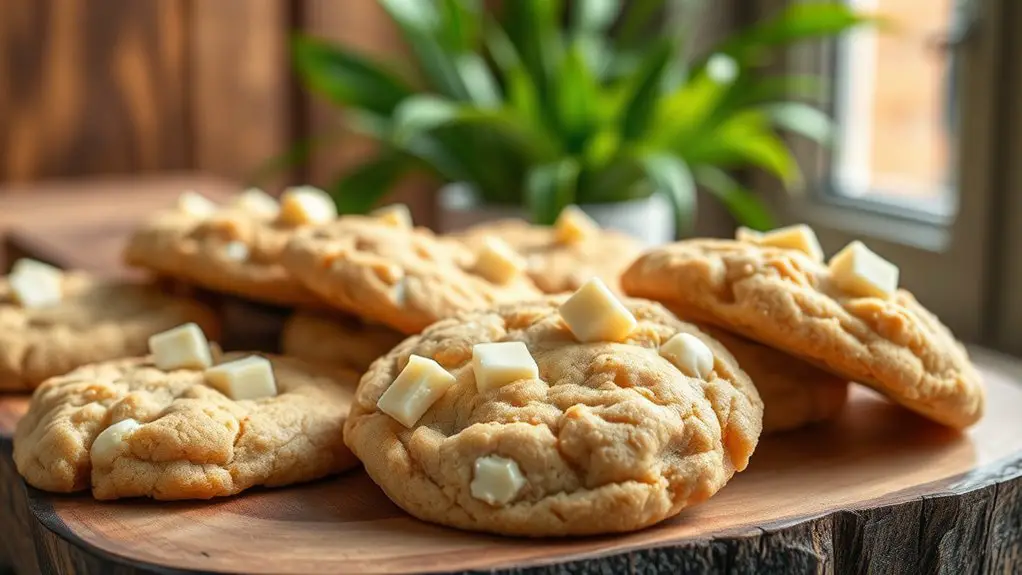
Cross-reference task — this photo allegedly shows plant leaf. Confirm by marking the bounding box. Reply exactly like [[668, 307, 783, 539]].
[[734, 74, 829, 106], [328, 150, 412, 214], [694, 166, 774, 230], [499, 0, 563, 104], [717, 3, 874, 65], [639, 153, 697, 237], [763, 102, 834, 145], [683, 112, 803, 190], [438, 0, 482, 53], [525, 159, 581, 225], [555, 43, 600, 150], [291, 34, 413, 114], [378, 0, 469, 100], [455, 53, 502, 106], [620, 39, 673, 141], [617, 0, 667, 49], [571, 0, 622, 36]]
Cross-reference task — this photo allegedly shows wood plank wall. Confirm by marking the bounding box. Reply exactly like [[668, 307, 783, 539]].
[[0, 0, 739, 227]]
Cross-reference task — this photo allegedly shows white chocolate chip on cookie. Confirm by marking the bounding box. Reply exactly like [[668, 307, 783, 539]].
[[279, 186, 337, 226], [8, 258, 63, 308], [559, 277, 637, 342], [370, 203, 413, 228], [205, 356, 278, 400], [90, 419, 141, 466], [471, 341, 539, 392], [148, 323, 213, 371], [472, 236, 526, 285], [377, 355, 456, 428], [828, 240, 899, 298], [470, 455, 526, 506], [735, 226, 763, 243], [177, 191, 218, 217], [554, 205, 599, 244], [660, 332, 714, 379], [232, 188, 280, 218], [224, 241, 250, 262], [757, 224, 825, 262]]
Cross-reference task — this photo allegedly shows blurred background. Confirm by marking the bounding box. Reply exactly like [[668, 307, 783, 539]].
[[0, 0, 1019, 356]]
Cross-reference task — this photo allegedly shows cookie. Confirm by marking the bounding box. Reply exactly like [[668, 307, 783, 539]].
[[0, 270, 219, 391], [344, 297, 763, 536], [453, 218, 642, 294], [282, 216, 543, 334], [621, 239, 983, 428], [123, 189, 327, 307], [281, 311, 404, 372], [13, 353, 359, 500], [699, 326, 848, 434]]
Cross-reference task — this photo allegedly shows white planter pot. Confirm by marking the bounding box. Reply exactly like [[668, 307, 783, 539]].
[[435, 183, 676, 246]]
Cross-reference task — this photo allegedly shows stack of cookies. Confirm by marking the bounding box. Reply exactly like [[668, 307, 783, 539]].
[[8, 186, 984, 539]]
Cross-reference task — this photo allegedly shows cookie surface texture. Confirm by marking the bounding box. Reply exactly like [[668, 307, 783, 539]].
[[124, 205, 322, 307], [621, 239, 984, 428], [0, 274, 219, 391], [699, 326, 848, 434], [281, 311, 405, 372], [282, 217, 542, 334], [345, 298, 763, 536], [453, 219, 642, 294], [14, 354, 359, 500]]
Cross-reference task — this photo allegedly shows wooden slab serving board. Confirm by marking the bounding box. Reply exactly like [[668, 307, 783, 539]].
[[1, 354, 1021, 574]]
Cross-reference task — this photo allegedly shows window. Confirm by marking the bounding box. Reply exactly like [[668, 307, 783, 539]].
[[752, 0, 1009, 345], [829, 0, 964, 220]]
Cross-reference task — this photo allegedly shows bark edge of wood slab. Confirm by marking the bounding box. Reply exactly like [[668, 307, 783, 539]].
[[2, 359, 1021, 575]]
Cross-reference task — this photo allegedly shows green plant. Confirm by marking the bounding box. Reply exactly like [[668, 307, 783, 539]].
[[287, 0, 873, 231]]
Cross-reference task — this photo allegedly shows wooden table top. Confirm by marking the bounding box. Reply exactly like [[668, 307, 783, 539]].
[[0, 173, 237, 274]]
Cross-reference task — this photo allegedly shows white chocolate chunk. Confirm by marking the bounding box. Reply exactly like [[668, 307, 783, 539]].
[[660, 333, 714, 379], [471, 341, 539, 393], [204, 356, 277, 400], [177, 190, 218, 217], [377, 355, 456, 428], [11, 258, 62, 279], [90, 419, 141, 466], [223, 241, 249, 262], [232, 188, 280, 217], [558, 278, 637, 343], [471, 455, 526, 506], [148, 323, 213, 371], [472, 236, 526, 285], [278, 186, 337, 226], [370, 203, 413, 228], [8, 259, 63, 308], [735, 227, 763, 243], [828, 240, 899, 298], [554, 205, 599, 244], [757, 224, 825, 262]]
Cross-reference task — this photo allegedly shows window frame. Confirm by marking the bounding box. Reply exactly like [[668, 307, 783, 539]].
[[748, 0, 1008, 344], [990, 0, 1022, 354]]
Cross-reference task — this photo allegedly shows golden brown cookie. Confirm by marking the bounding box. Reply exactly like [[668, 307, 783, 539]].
[[452, 219, 642, 294], [13, 353, 359, 500], [123, 193, 325, 307], [699, 326, 848, 434], [622, 239, 983, 429], [345, 297, 763, 536], [281, 311, 404, 373], [0, 272, 219, 391], [282, 216, 543, 334]]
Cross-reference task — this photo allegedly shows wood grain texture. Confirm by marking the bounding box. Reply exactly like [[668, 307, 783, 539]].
[[0, 361, 1020, 574], [0, 0, 187, 182], [190, 1, 292, 188], [301, 0, 438, 227]]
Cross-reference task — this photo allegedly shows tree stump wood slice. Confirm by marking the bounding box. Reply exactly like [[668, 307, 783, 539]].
[[1, 354, 1021, 575]]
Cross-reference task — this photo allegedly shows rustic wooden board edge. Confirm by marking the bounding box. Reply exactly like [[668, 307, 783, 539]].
[[8, 443, 1022, 575]]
